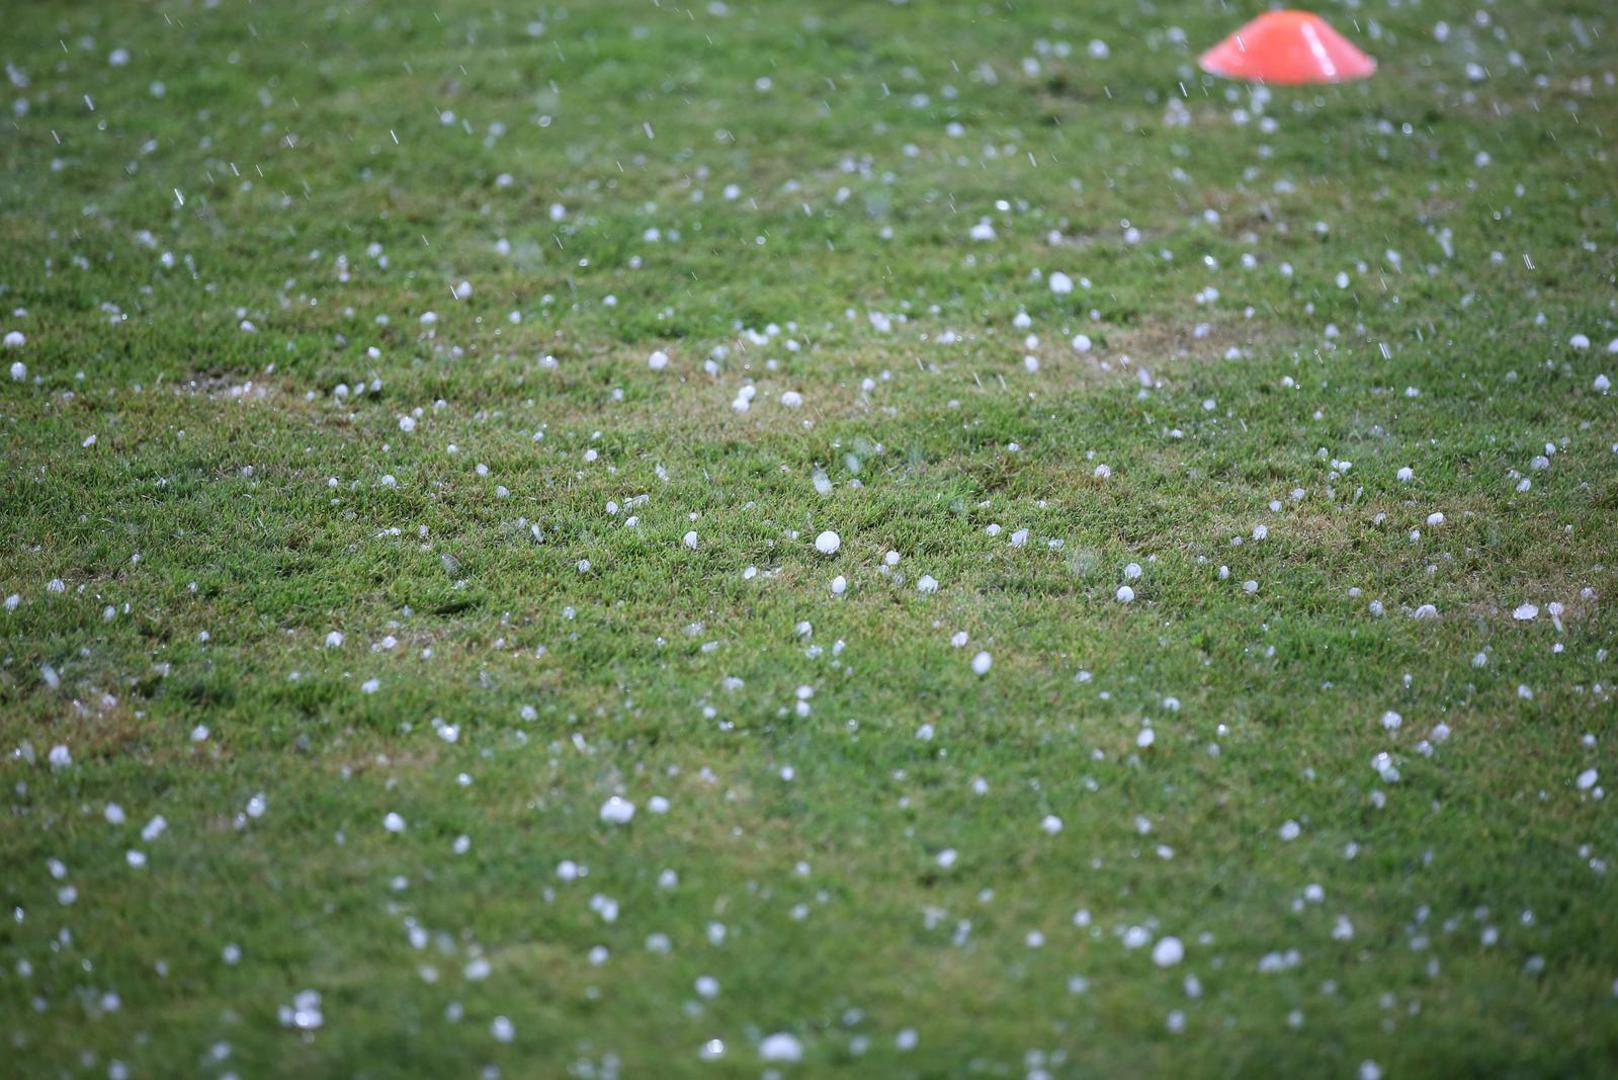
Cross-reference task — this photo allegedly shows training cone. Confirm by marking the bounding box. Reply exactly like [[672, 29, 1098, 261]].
[[1199, 10, 1376, 85]]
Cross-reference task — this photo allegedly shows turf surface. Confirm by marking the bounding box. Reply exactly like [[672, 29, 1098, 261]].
[[3, 0, 1617, 1076]]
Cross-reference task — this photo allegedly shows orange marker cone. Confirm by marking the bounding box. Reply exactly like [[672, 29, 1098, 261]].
[[1199, 10, 1376, 85]]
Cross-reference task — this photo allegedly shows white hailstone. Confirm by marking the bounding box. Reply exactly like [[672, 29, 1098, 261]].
[[600, 796, 636, 824], [491, 1016, 515, 1044], [1513, 603, 1539, 621], [3, 330, 25, 348], [361, 678, 380, 693], [1426, 512, 1445, 526], [1010, 528, 1029, 547], [1397, 466, 1414, 482], [281, 990, 323, 1031], [398, 415, 416, 433], [324, 631, 344, 648], [1570, 334, 1591, 350], [1381, 711, 1403, 731], [1093, 463, 1111, 479], [8, 360, 24, 381], [1577, 769, 1598, 791], [383, 812, 406, 833], [969, 219, 996, 241], [814, 530, 841, 555], [1359, 1062, 1383, 1080], [1115, 585, 1136, 603], [1072, 333, 1092, 353], [1243, 580, 1259, 594], [1049, 272, 1074, 294], [1040, 814, 1063, 835], [883, 550, 900, 567], [1152, 937, 1185, 967], [683, 530, 699, 550], [936, 848, 958, 868], [780, 390, 803, 408], [830, 575, 848, 595], [1596, 374, 1612, 393], [1123, 562, 1143, 580], [694, 975, 720, 999], [759, 1033, 804, 1063], [647, 350, 669, 370], [1279, 820, 1301, 841], [917, 574, 939, 594], [971, 651, 993, 675], [1122, 925, 1151, 949]]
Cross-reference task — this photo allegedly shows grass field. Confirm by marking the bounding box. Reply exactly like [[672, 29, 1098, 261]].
[[3, 0, 1618, 1075]]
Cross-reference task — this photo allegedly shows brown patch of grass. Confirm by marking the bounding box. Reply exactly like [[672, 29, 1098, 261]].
[[170, 370, 283, 401]]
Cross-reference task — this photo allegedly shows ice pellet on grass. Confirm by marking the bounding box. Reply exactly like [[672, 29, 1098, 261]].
[[1152, 937, 1185, 967], [759, 1032, 804, 1063]]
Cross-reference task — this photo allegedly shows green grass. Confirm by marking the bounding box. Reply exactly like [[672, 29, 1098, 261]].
[[3, 0, 1618, 1075]]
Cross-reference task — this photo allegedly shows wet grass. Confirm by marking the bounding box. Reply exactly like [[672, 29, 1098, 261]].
[[3, 0, 1618, 1076]]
